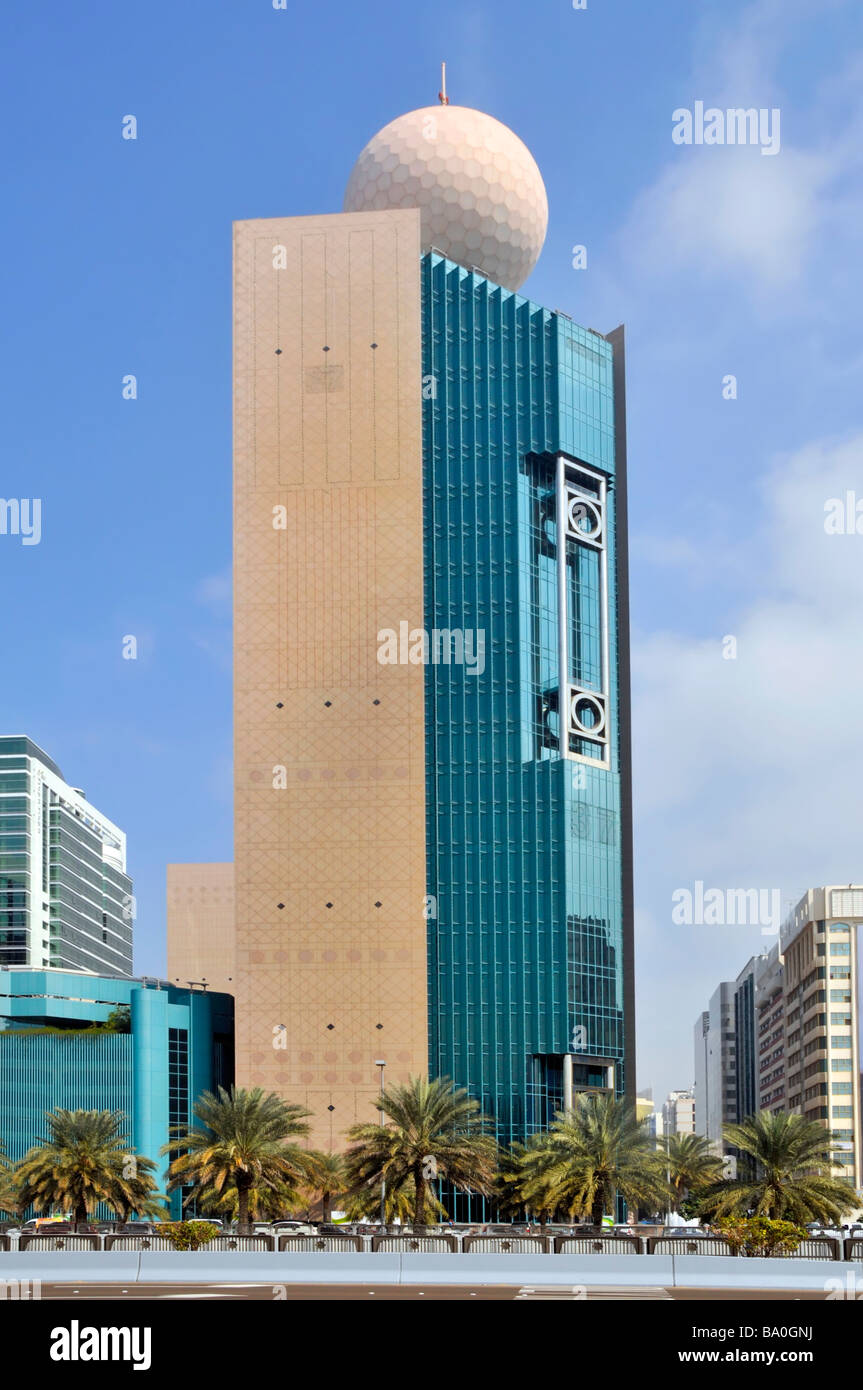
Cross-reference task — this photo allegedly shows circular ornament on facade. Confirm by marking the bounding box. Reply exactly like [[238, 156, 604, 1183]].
[[568, 495, 602, 541], [570, 691, 605, 736]]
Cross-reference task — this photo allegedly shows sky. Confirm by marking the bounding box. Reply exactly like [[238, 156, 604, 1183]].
[[1, 0, 861, 1106]]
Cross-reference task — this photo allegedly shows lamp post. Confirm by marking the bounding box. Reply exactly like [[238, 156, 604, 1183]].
[[375, 1060, 386, 1229]]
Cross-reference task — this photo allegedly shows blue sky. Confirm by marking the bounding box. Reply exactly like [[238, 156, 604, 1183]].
[[2, 0, 861, 1103]]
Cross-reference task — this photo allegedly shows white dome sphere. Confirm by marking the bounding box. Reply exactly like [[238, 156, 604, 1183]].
[[344, 104, 548, 292]]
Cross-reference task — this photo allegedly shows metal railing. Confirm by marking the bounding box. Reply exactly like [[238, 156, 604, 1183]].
[[278, 1235, 364, 1252], [648, 1236, 735, 1256], [556, 1234, 643, 1255], [0, 1230, 852, 1260], [18, 1234, 102, 1251], [771, 1238, 842, 1261], [371, 1234, 459, 1252], [104, 1236, 172, 1251], [463, 1235, 551, 1254]]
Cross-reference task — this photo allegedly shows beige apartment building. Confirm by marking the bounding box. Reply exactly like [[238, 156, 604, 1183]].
[[781, 888, 861, 1187], [662, 1089, 696, 1135], [698, 886, 863, 1191]]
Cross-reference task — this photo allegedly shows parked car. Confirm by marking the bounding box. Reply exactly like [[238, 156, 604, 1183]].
[[22, 1217, 74, 1234]]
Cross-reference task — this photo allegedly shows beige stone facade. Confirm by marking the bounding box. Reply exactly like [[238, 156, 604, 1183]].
[[166, 862, 235, 995], [232, 209, 429, 1151]]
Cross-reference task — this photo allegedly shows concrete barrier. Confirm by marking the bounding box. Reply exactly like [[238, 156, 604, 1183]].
[[0, 1250, 140, 1281], [670, 1254, 848, 1290], [140, 1251, 402, 1285], [0, 1248, 857, 1292]]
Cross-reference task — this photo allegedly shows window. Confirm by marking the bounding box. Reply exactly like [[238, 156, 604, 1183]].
[[829, 942, 851, 956], [831, 1058, 853, 1071], [829, 890, 863, 915], [832, 1082, 853, 1095], [832, 1106, 854, 1118]]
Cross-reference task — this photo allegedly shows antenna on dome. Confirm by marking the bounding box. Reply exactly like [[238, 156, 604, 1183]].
[[438, 61, 449, 105]]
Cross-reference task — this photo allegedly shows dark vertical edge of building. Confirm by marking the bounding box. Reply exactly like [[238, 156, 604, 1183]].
[[605, 324, 636, 1107]]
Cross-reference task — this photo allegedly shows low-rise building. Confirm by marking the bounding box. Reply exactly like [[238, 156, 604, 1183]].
[[0, 967, 234, 1216]]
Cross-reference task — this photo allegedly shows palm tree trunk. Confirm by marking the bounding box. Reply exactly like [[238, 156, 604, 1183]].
[[237, 1179, 251, 1236], [591, 1190, 604, 1228], [322, 1191, 332, 1223], [413, 1170, 426, 1228]]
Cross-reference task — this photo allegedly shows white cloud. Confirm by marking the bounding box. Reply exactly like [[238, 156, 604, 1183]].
[[625, 144, 830, 288], [619, 0, 858, 296], [195, 568, 232, 609], [633, 432, 863, 1088]]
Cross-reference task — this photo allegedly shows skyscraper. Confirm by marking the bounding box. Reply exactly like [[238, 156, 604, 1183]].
[[232, 91, 634, 1160], [0, 736, 133, 975], [692, 981, 738, 1152]]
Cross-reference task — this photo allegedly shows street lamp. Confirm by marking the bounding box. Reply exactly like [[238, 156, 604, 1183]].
[[375, 1060, 386, 1228]]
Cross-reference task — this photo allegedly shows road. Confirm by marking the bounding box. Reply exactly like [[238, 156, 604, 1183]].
[[29, 1282, 833, 1301]]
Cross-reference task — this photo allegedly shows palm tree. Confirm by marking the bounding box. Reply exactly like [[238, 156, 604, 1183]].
[[345, 1076, 497, 1226], [499, 1137, 569, 1225], [164, 1086, 312, 1235], [11, 1109, 163, 1226], [698, 1110, 859, 1223], [660, 1132, 725, 1214], [343, 1175, 446, 1225], [304, 1151, 347, 1223], [0, 1139, 16, 1218], [517, 1093, 666, 1226], [193, 1178, 303, 1223]]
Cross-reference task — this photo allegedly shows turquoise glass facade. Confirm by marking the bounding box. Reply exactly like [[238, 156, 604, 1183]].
[[0, 970, 234, 1217], [421, 254, 633, 1180]]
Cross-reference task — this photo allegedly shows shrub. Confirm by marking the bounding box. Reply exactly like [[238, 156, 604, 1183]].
[[159, 1221, 219, 1251], [715, 1216, 807, 1257]]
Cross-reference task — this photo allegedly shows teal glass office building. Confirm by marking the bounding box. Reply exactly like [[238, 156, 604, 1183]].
[[0, 969, 234, 1217], [421, 254, 635, 1179]]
